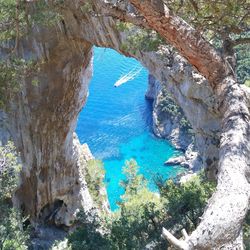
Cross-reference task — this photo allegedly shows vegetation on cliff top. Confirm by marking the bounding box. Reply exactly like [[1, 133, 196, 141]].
[[85, 159, 107, 210], [157, 87, 192, 131], [0, 151, 249, 249]]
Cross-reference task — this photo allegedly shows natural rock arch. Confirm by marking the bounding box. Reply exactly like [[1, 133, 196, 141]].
[[2, 0, 221, 227], [3, 0, 249, 249]]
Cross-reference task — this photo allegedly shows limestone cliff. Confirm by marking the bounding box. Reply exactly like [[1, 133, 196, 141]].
[[146, 74, 203, 171], [4, 27, 109, 226]]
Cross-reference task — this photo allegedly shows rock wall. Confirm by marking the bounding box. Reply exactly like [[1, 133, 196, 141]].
[[4, 26, 110, 226], [146, 74, 203, 171]]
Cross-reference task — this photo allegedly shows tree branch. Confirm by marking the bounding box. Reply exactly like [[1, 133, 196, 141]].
[[162, 227, 189, 250], [96, 1, 151, 29], [233, 37, 250, 47], [128, 0, 227, 87]]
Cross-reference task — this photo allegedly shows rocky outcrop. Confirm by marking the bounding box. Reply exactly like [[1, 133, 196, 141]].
[[146, 74, 203, 170], [145, 74, 161, 100], [146, 74, 193, 151]]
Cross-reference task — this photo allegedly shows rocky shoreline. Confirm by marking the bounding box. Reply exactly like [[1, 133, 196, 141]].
[[164, 144, 202, 172]]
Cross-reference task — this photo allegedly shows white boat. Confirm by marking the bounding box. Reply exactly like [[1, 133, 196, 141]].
[[114, 67, 142, 87]]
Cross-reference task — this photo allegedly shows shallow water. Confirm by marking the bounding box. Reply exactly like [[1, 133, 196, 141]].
[[76, 47, 183, 210]]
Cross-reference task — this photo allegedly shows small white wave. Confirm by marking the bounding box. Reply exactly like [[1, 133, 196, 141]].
[[114, 66, 142, 87], [95, 48, 107, 62], [101, 114, 137, 128]]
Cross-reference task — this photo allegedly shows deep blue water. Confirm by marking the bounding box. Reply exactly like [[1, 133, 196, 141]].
[[76, 47, 183, 210]]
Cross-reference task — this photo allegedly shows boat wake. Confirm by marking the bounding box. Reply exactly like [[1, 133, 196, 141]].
[[114, 66, 142, 87]]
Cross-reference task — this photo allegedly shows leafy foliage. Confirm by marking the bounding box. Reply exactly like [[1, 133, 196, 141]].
[[0, 0, 62, 109], [236, 43, 250, 84], [165, 0, 249, 39], [0, 0, 61, 44], [117, 22, 165, 54], [158, 173, 216, 233], [0, 142, 28, 250], [0, 58, 40, 109], [158, 87, 192, 131], [164, 0, 250, 83], [85, 159, 107, 209], [106, 160, 166, 249], [67, 208, 110, 250], [119, 159, 147, 197]]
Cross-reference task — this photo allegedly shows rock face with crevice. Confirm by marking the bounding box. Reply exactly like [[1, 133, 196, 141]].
[[146, 74, 204, 171]]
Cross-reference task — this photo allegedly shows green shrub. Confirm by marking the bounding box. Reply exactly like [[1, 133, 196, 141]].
[[67, 209, 110, 250], [158, 87, 191, 130], [117, 23, 165, 54], [0, 142, 28, 250], [105, 160, 166, 249], [85, 159, 107, 209], [158, 173, 216, 234]]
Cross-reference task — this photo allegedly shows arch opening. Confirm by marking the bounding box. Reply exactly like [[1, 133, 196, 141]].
[[76, 47, 185, 210]]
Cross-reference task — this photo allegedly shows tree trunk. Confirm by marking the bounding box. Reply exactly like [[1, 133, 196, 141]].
[[128, 0, 227, 85], [181, 76, 250, 249], [125, 0, 250, 248]]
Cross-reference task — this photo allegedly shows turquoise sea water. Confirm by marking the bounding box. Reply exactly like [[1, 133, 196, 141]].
[[76, 47, 183, 210]]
